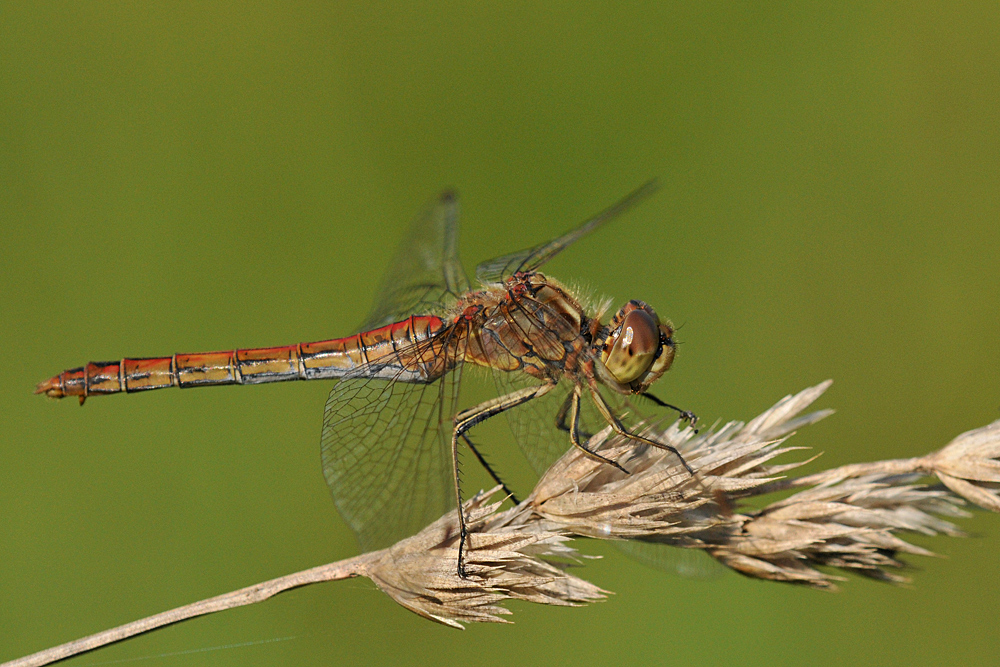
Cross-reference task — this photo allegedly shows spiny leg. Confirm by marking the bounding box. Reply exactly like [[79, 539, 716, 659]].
[[590, 390, 730, 516], [566, 385, 629, 474], [624, 396, 731, 512], [461, 432, 520, 504], [640, 391, 698, 428], [451, 382, 555, 578], [589, 386, 701, 482], [555, 389, 573, 433], [555, 388, 594, 442]]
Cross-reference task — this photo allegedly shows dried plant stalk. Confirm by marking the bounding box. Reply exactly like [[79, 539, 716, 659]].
[[527, 381, 998, 589], [7, 381, 1000, 667], [361, 492, 605, 628]]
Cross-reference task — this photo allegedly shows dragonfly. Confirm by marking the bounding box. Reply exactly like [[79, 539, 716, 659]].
[[36, 180, 700, 576]]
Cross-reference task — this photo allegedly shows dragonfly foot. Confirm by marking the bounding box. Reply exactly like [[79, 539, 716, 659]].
[[640, 392, 698, 430]]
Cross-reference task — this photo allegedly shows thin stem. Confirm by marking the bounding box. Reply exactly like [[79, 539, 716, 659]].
[[3, 552, 377, 667], [755, 456, 933, 495]]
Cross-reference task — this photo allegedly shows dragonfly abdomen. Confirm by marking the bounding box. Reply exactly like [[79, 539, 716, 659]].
[[36, 315, 447, 403]]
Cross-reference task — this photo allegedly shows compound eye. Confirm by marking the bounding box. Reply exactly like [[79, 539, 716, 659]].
[[601, 309, 659, 383]]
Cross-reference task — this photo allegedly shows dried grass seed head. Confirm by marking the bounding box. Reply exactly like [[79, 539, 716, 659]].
[[361, 488, 605, 628]]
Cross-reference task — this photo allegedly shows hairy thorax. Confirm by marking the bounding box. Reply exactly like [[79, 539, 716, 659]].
[[456, 272, 597, 385]]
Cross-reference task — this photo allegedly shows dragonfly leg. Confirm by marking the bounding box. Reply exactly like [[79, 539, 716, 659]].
[[640, 391, 699, 427], [566, 386, 629, 473], [599, 390, 732, 513], [588, 387, 701, 482], [452, 382, 556, 578], [554, 390, 593, 442], [555, 390, 573, 431], [460, 433, 520, 504]]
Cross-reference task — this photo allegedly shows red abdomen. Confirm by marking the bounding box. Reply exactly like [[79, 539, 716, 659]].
[[36, 315, 447, 403]]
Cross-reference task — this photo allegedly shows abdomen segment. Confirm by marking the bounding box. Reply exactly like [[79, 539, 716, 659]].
[[36, 315, 447, 403]]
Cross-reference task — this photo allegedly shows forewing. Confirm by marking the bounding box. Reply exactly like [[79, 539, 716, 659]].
[[320, 336, 464, 552], [475, 180, 659, 285], [359, 191, 470, 331]]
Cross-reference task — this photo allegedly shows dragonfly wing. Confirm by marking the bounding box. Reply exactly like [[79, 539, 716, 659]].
[[491, 370, 575, 476], [491, 376, 624, 476], [616, 541, 726, 579], [474, 180, 659, 285], [320, 335, 464, 552], [359, 191, 470, 331]]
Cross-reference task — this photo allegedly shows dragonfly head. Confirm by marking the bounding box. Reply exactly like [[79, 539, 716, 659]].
[[598, 300, 675, 392]]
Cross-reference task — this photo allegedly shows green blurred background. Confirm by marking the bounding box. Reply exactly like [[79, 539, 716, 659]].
[[2, 3, 998, 665]]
